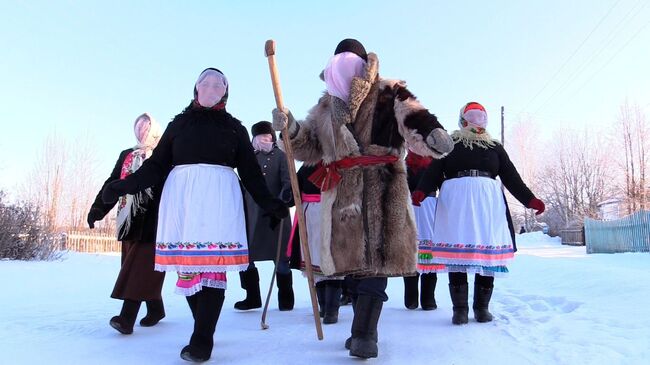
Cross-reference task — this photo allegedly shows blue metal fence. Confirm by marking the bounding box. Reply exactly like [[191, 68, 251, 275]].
[[584, 210, 650, 254]]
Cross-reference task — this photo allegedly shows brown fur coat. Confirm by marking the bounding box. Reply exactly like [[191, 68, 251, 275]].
[[282, 53, 452, 277]]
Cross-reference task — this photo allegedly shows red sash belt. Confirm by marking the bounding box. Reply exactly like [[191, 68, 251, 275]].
[[308, 155, 399, 191]]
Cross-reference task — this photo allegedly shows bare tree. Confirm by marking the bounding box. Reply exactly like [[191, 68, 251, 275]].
[[20, 131, 101, 231], [504, 115, 542, 232], [618, 101, 649, 213], [535, 128, 615, 232]]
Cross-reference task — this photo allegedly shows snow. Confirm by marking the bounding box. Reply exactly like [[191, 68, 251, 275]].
[[1, 232, 649, 365]]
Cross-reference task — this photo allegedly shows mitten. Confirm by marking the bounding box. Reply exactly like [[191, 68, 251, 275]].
[[411, 190, 426, 207], [86, 207, 103, 229], [527, 197, 545, 215]]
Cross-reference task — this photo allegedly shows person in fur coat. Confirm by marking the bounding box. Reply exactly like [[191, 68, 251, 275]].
[[272, 39, 454, 359], [102, 68, 289, 363], [412, 101, 545, 325], [88, 113, 166, 335]]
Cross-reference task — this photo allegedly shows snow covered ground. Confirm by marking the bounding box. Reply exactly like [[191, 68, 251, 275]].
[[1, 232, 648, 365]]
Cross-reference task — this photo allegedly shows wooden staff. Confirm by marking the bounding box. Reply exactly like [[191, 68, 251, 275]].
[[261, 224, 283, 330], [264, 39, 324, 340]]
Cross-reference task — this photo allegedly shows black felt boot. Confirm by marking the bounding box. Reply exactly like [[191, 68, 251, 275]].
[[349, 295, 383, 359], [276, 271, 295, 311], [180, 288, 225, 363], [140, 299, 165, 327], [420, 273, 437, 310], [473, 281, 494, 323], [323, 281, 342, 324], [344, 295, 356, 350], [316, 282, 326, 318], [403, 274, 419, 310], [234, 267, 261, 310], [110, 299, 141, 335], [449, 283, 469, 325]]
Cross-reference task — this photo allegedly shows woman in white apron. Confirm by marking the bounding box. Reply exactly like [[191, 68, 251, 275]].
[[102, 68, 289, 362], [413, 102, 545, 325]]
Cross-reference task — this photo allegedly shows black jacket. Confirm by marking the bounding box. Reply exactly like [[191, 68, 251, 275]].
[[416, 142, 534, 206], [120, 104, 276, 210], [91, 148, 162, 242]]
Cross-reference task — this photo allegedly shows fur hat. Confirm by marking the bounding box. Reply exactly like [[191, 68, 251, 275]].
[[251, 121, 276, 141], [334, 38, 368, 62]]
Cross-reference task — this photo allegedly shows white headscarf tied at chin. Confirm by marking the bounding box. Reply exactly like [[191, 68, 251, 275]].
[[195, 69, 228, 108]]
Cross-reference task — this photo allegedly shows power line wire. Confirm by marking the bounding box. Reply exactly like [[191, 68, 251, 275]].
[[570, 15, 650, 98], [520, 0, 622, 111], [532, 0, 648, 115]]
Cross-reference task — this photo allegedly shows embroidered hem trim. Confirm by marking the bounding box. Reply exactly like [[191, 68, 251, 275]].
[[174, 278, 227, 296], [419, 258, 513, 266], [155, 264, 250, 273]]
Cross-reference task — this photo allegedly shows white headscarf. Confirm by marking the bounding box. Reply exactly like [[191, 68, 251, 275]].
[[323, 52, 366, 104], [195, 69, 228, 108]]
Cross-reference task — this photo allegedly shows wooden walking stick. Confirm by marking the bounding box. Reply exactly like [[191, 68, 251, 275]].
[[264, 39, 324, 340], [261, 224, 284, 330]]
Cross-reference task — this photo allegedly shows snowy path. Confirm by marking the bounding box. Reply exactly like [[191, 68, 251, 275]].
[[1, 232, 648, 364]]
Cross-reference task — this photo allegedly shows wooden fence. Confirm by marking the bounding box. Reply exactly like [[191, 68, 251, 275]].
[[63, 231, 120, 253], [559, 229, 584, 246], [584, 210, 650, 254]]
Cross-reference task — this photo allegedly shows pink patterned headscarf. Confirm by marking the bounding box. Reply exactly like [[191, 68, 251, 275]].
[[133, 113, 162, 155], [323, 52, 367, 104]]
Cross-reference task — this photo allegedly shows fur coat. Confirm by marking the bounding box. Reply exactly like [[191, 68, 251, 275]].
[[282, 53, 453, 277]]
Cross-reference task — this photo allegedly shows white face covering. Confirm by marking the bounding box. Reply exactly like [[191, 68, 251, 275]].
[[323, 52, 366, 104], [195, 70, 228, 108]]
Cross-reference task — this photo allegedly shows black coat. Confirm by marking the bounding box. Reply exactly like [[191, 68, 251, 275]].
[[416, 142, 535, 251], [91, 148, 162, 242], [119, 104, 276, 211], [244, 146, 292, 262]]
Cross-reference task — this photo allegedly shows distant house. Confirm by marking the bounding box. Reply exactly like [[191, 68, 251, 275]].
[[597, 198, 623, 220]]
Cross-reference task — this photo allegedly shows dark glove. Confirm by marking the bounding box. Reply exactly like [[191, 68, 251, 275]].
[[101, 178, 138, 204], [527, 197, 545, 215], [264, 198, 289, 230], [411, 190, 426, 207], [280, 189, 295, 208], [86, 207, 103, 229]]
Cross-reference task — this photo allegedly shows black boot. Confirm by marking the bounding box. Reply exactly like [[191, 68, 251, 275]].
[[234, 267, 261, 310], [323, 281, 342, 324], [420, 273, 437, 310], [344, 295, 356, 350], [316, 282, 326, 318], [349, 295, 383, 359], [473, 282, 494, 323], [449, 284, 469, 325], [140, 299, 165, 327], [403, 274, 419, 310], [110, 299, 141, 335], [339, 280, 352, 306], [181, 288, 225, 363], [276, 271, 295, 311]]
